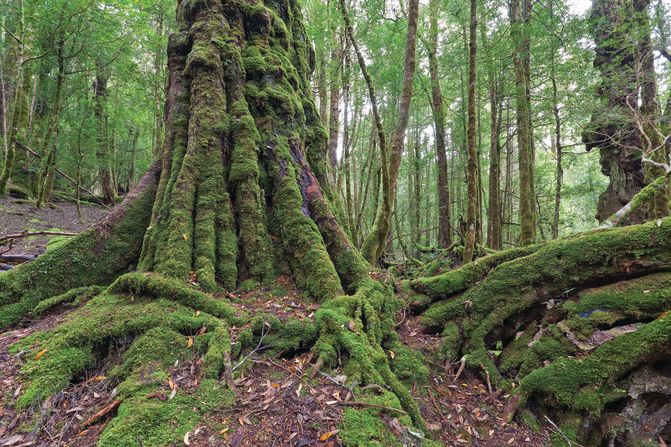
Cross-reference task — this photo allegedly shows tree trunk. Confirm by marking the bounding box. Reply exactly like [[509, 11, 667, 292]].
[[35, 32, 66, 208], [0, 0, 27, 196], [428, 0, 452, 249], [635, 0, 669, 218], [464, 0, 478, 264], [0, 1, 426, 442], [359, 0, 420, 264], [327, 28, 343, 177], [584, 0, 646, 223], [511, 0, 537, 246], [94, 65, 116, 204]]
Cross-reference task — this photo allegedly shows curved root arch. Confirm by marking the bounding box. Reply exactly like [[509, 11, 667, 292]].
[[412, 218, 671, 444]]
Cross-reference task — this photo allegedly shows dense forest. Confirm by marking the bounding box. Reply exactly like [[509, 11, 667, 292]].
[[0, 0, 670, 446]]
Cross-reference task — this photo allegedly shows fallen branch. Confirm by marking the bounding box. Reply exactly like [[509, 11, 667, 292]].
[[81, 399, 122, 428], [0, 254, 37, 263], [0, 231, 78, 244], [14, 139, 110, 209]]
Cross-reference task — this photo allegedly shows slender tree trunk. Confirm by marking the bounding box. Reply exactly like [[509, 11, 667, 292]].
[[635, 0, 668, 218], [482, 16, 502, 250], [0, 0, 25, 196], [128, 127, 139, 189], [35, 33, 65, 208], [550, 0, 563, 239], [327, 29, 344, 177], [511, 0, 536, 245], [428, 0, 452, 248], [343, 0, 420, 264], [94, 65, 116, 204], [414, 128, 422, 250], [464, 0, 478, 264]]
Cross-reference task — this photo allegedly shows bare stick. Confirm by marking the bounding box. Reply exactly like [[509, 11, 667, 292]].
[[232, 322, 270, 372], [0, 231, 78, 244]]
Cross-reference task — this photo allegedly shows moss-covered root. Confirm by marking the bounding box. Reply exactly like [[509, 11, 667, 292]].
[[515, 312, 671, 444], [410, 243, 540, 301], [0, 165, 160, 330], [313, 278, 427, 433], [420, 218, 671, 381], [10, 273, 250, 447]]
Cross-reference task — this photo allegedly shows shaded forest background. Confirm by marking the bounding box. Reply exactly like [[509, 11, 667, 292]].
[[3, 0, 668, 250]]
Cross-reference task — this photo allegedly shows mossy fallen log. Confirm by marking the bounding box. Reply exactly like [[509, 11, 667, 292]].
[[411, 218, 671, 445]]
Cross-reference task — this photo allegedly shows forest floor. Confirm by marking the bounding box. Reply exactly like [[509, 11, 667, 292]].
[[0, 197, 107, 258], [0, 200, 552, 446]]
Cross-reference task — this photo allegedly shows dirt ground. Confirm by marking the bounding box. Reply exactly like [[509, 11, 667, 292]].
[[0, 200, 553, 446], [0, 197, 107, 258]]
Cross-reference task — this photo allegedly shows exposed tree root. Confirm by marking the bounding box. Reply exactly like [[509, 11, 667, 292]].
[[411, 218, 671, 445], [0, 1, 426, 445]]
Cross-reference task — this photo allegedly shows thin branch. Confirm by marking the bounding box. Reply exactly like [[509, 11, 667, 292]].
[[0, 231, 78, 244]]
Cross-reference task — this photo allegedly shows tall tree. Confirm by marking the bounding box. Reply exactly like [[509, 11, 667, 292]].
[[0, 2, 426, 442], [464, 0, 479, 263], [511, 0, 537, 245], [358, 0, 420, 263], [427, 0, 452, 249]]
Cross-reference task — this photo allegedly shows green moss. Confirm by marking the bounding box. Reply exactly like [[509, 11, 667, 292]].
[[99, 379, 234, 447], [386, 341, 429, 385], [520, 313, 671, 415], [338, 390, 413, 447], [32, 285, 105, 316]]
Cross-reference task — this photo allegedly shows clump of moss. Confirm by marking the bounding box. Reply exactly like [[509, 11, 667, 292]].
[[99, 379, 235, 447]]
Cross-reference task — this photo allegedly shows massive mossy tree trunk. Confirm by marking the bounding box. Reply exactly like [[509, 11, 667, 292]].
[[584, 0, 647, 223], [0, 1, 424, 444]]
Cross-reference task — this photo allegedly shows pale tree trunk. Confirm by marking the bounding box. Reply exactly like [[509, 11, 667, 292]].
[[327, 28, 344, 177], [464, 0, 478, 263]]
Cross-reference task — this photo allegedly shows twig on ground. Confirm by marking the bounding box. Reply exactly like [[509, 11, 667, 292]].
[[453, 356, 466, 382], [0, 230, 78, 244], [232, 322, 270, 372], [544, 415, 582, 447]]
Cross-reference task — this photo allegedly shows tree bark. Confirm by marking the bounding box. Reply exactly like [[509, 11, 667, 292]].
[[464, 0, 479, 264], [360, 0, 420, 263], [428, 0, 452, 249], [511, 0, 536, 245], [482, 17, 502, 250], [585, 0, 646, 223], [94, 65, 116, 204]]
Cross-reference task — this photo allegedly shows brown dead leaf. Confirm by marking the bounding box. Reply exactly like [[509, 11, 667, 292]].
[[34, 349, 47, 360], [187, 337, 194, 348], [319, 430, 339, 441]]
